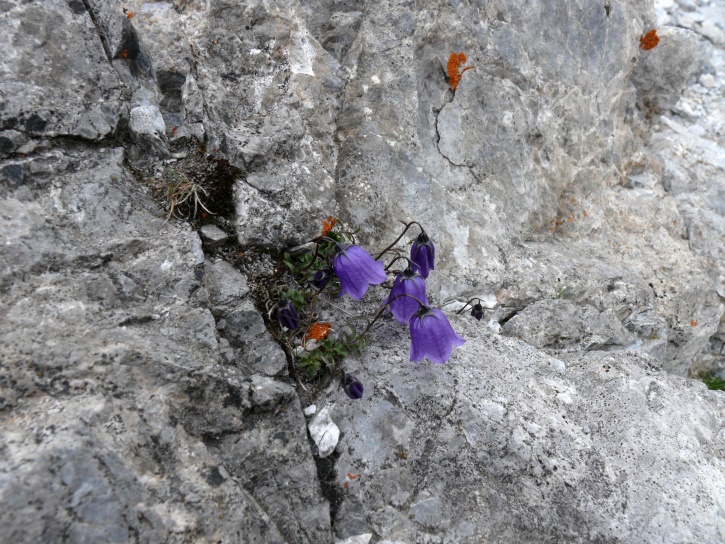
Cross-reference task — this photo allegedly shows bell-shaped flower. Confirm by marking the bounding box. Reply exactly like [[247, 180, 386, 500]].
[[276, 299, 300, 330], [409, 305, 465, 364], [383, 266, 428, 324], [411, 232, 435, 278], [332, 244, 387, 300], [471, 302, 484, 321], [341, 374, 364, 400], [311, 266, 333, 290]]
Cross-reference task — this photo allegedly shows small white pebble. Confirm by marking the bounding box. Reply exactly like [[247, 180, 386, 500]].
[[699, 73, 716, 89], [303, 404, 317, 417]]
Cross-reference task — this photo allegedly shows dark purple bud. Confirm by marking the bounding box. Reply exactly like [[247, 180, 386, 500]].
[[411, 231, 435, 279], [383, 266, 428, 324], [276, 299, 300, 330], [332, 244, 387, 300], [471, 303, 484, 321], [342, 374, 364, 400], [311, 266, 333, 290], [409, 305, 465, 364]]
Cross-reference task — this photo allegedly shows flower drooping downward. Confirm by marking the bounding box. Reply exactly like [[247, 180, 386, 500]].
[[470, 302, 484, 321], [411, 232, 435, 279], [332, 244, 387, 300], [311, 266, 333, 290], [342, 374, 364, 400], [384, 266, 428, 324], [409, 305, 465, 364], [276, 299, 300, 330]]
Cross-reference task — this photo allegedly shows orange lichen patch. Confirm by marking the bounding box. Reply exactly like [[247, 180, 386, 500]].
[[347, 473, 360, 480], [640, 29, 659, 51], [321, 216, 337, 236], [691, 320, 698, 327], [171, 126, 178, 136], [127, 11, 134, 19], [447, 52, 475, 91], [343, 482, 349, 488], [120, 49, 129, 59], [306, 322, 332, 342], [582, 210, 588, 217]]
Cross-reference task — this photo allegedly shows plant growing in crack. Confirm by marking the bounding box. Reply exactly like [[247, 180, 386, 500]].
[[267, 217, 469, 399], [160, 168, 215, 222]]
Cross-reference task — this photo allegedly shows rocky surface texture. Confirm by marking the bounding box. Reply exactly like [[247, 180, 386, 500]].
[[1, 0, 724, 543]]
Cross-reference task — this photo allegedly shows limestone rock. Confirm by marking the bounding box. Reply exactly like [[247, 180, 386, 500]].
[[322, 315, 725, 543], [199, 224, 230, 249], [0, 0, 123, 141], [308, 405, 341, 459]]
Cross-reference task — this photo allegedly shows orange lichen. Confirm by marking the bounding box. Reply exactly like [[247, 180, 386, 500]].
[[127, 11, 134, 19], [347, 473, 360, 480], [640, 29, 659, 51], [321, 216, 338, 236], [447, 52, 475, 91], [691, 320, 698, 327], [120, 49, 129, 59], [306, 322, 332, 342], [343, 482, 349, 488]]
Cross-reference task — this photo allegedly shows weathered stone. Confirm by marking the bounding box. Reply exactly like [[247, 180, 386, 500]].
[[199, 224, 229, 249], [204, 258, 250, 305], [308, 405, 341, 459], [321, 314, 725, 543], [0, 0, 123, 140], [2, 0, 725, 542], [128, 105, 168, 155], [0, 147, 328, 543], [632, 27, 701, 113], [501, 299, 637, 352]]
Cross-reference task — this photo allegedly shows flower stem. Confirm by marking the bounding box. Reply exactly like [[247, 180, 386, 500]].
[[383, 254, 417, 272], [356, 293, 428, 339], [374, 221, 425, 260], [455, 298, 481, 314]]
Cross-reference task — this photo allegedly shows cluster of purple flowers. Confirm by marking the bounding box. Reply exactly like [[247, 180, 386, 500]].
[[330, 231, 464, 366], [276, 223, 465, 401]]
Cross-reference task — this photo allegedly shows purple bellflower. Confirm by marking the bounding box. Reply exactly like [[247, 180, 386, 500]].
[[276, 299, 300, 330], [409, 305, 465, 364], [471, 302, 484, 321], [332, 244, 387, 300], [342, 374, 364, 399], [384, 266, 428, 324], [411, 231, 435, 278], [311, 266, 333, 290]]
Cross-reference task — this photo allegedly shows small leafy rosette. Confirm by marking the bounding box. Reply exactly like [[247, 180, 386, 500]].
[[332, 244, 387, 300], [384, 267, 428, 324], [410, 232, 435, 278], [409, 306, 465, 364]]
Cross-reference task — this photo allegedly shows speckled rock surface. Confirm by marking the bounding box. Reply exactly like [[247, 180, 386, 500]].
[[0, 148, 329, 543], [1, 0, 724, 542], [320, 314, 725, 543]]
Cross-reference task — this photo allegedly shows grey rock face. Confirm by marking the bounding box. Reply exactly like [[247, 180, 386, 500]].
[[652, 0, 725, 374], [1, 0, 725, 543], [501, 299, 636, 352], [321, 315, 725, 543], [0, 0, 123, 140], [0, 149, 328, 543]]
